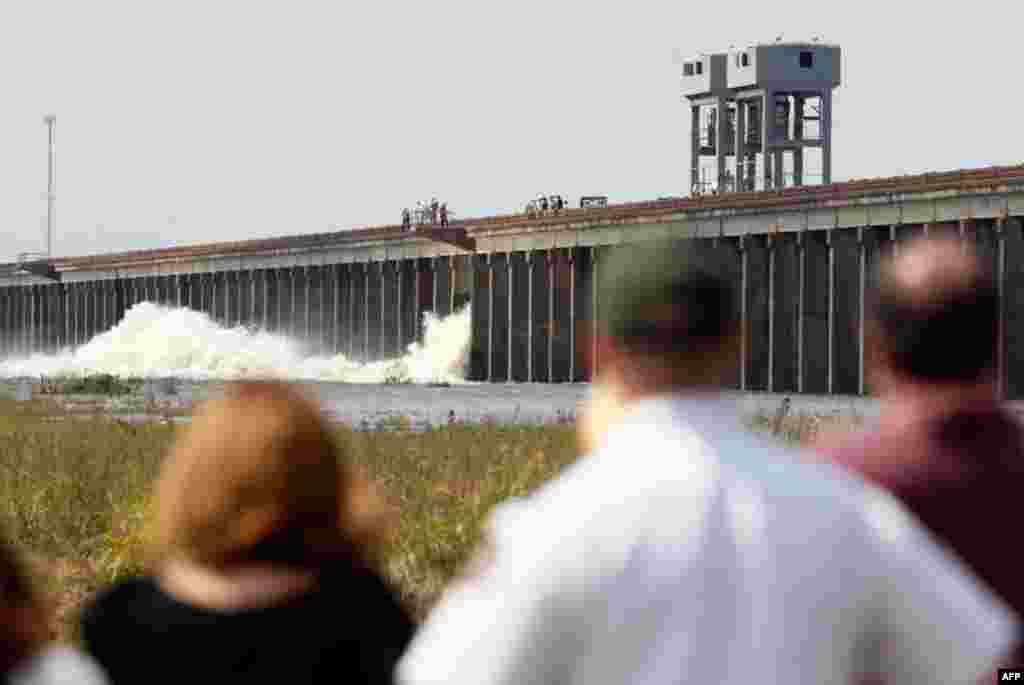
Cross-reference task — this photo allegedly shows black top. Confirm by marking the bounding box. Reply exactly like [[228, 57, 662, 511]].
[[80, 565, 414, 685], [821, 406, 1024, 666]]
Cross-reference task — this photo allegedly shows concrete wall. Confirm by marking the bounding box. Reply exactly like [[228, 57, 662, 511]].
[[4, 223, 1022, 397], [2, 178, 1024, 396]]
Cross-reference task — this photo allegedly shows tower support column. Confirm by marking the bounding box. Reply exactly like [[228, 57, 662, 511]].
[[690, 104, 701, 194], [762, 91, 772, 190], [821, 90, 833, 185], [794, 95, 805, 185], [716, 97, 728, 191], [734, 99, 746, 192]]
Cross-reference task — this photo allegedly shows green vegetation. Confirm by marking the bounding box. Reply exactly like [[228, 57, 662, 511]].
[[42, 373, 145, 396], [0, 396, 861, 641], [355, 422, 576, 614], [745, 407, 864, 446], [0, 399, 577, 638], [0, 399, 174, 639]]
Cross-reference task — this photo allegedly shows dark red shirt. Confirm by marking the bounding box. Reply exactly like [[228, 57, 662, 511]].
[[817, 406, 1024, 667]]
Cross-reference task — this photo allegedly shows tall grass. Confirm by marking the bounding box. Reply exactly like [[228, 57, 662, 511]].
[[0, 396, 860, 639], [0, 400, 174, 638], [0, 401, 578, 636], [353, 422, 577, 614], [745, 408, 863, 446]]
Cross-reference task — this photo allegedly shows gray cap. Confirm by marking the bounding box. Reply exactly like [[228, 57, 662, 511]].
[[597, 239, 735, 354]]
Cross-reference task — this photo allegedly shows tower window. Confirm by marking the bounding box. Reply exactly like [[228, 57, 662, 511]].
[[696, 61, 703, 75], [684, 63, 694, 76], [799, 51, 813, 68]]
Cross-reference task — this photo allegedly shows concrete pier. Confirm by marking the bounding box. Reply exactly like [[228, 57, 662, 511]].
[[490, 254, 509, 382], [746, 235, 770, 391], [529, 251, 547, 383], [470, 255, 488, 381], [366, 262, 382, 362], [351, 263, 366, 361], [434, 256, 452, 318], [402, 259, 418, 353], [335, 264, 349, 356], [381, 261, 398, 360], [510, 253, 529, 382]]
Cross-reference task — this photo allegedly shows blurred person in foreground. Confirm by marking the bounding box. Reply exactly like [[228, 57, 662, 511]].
[[80, 381, 413, 684], [1, 532, 107, 685], [397, 239, 1017, 685], [815, 235, 1024, 664]]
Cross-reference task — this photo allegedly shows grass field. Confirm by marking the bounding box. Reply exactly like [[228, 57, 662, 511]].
[[0, 398, 580, 638], [0, 395, 858, 641]]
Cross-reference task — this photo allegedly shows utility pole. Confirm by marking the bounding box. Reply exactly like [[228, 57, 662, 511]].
[[44, 115, 56, 258]]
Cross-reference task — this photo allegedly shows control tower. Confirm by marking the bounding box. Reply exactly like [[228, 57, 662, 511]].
[[681, 53, 733, 195], [682, 40, 841, 194]]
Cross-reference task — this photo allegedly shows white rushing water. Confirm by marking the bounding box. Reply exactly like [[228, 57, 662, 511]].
[[0, 302, 473, 383]]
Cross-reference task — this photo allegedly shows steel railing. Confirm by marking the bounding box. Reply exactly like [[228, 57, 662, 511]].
[[17, 251, 49, 264], [24, 163, 1024, 271]]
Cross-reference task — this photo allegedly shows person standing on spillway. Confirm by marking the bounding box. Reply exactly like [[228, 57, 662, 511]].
[[815, 235, 1024, 667], [396, 239, 1017, 685]]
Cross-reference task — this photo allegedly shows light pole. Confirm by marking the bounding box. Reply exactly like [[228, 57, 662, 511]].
[[44, 115, 56, 259]]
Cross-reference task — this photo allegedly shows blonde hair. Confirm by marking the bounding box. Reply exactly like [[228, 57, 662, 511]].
[[152, 381, 388, 571]]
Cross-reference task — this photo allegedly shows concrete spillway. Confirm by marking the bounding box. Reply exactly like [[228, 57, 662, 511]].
[[2, 165, 1024, 394]]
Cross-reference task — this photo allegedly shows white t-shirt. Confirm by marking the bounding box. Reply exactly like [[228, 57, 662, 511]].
[[7, 646, 109, 685], [397, 394, 1018, 685]]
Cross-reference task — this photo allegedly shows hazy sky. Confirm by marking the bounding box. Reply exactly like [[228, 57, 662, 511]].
[[1, 0, 1021, 261]]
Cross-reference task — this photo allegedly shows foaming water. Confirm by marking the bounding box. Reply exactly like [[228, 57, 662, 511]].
[[0, 302, 472, 383]]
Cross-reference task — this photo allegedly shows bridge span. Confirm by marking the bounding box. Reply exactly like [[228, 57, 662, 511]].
[[2, 164, 1024, 395]]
